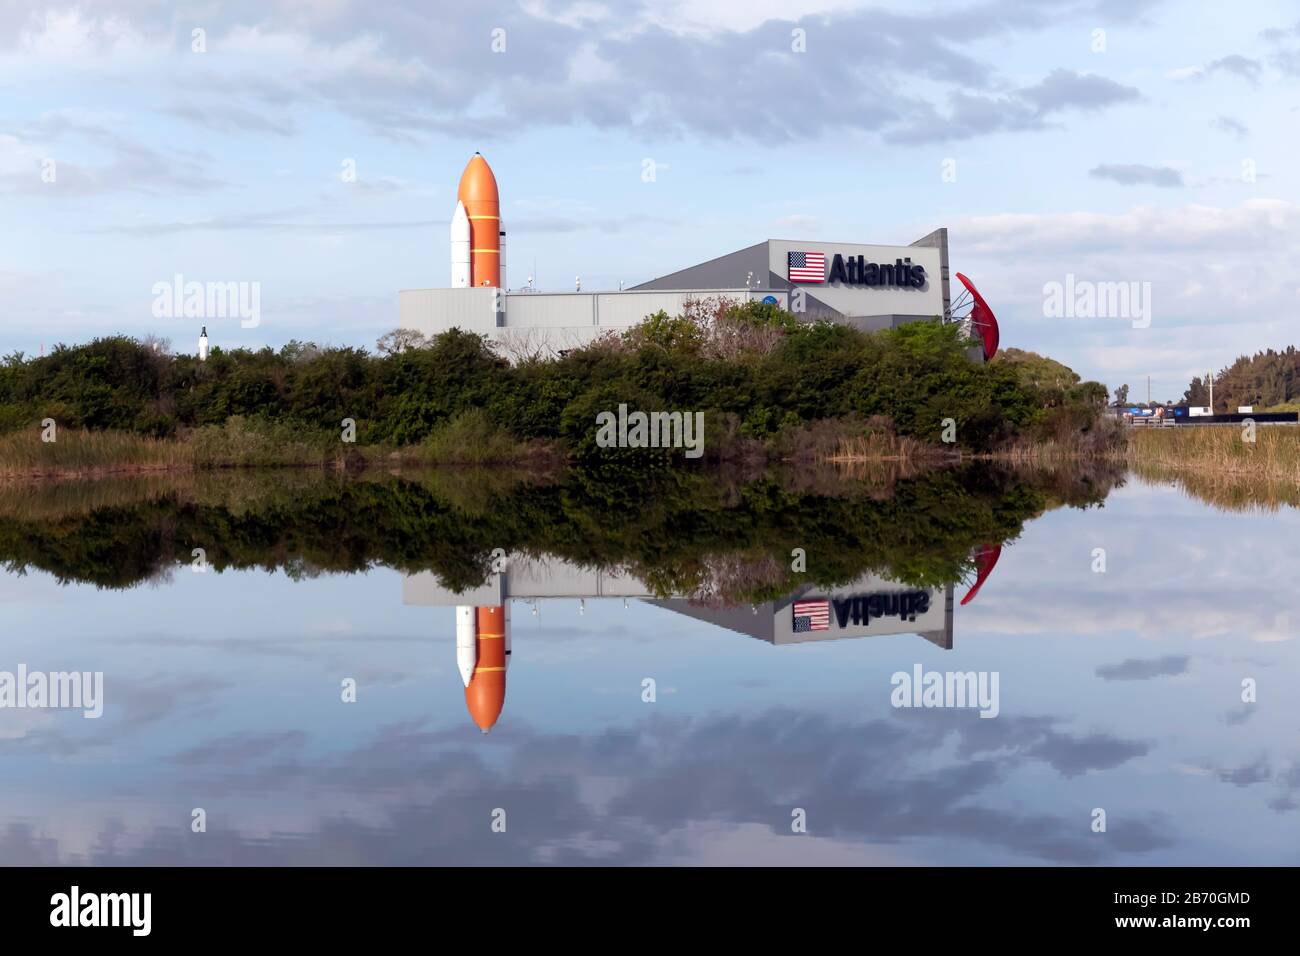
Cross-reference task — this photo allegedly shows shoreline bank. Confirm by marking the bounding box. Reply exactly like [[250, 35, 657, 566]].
[[5, 419, 1293, 483]]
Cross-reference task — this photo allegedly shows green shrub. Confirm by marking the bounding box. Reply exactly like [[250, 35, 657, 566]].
[[422, 408, 531, 464]]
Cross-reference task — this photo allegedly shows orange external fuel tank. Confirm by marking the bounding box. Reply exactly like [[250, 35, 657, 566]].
[[465, 605, 506, 731], [457, 154, 500, 287]]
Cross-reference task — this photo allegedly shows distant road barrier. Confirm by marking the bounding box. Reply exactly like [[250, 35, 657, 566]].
[[1127, 411, 1300, 426]]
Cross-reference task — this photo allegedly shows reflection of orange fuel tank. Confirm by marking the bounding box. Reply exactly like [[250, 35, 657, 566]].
[[457, 154, 500, 288], [466, 605, 506, 732]]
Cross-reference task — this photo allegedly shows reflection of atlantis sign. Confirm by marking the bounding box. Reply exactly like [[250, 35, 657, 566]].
[[833, 591, 929, 627], [793, 592, 930, 631]]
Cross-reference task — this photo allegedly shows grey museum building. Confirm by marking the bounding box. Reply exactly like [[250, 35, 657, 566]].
[[399, 229, 955, 354]]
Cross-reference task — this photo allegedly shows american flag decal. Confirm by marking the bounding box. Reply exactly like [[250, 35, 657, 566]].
[[792, 599, 830, 632], [787, 251, 825, 283]]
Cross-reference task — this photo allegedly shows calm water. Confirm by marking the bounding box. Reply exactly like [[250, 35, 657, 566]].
[[2, 469, 1297, 865]]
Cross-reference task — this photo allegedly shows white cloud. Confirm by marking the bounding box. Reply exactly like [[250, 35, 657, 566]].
[[8, 7, 159, 65], [957, 199, 1300, 254], [566, 41, 618, 84]]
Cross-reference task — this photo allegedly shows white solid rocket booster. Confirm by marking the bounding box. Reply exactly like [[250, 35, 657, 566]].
[[455, 605, 477, 687], [450, 200, 471, 289]]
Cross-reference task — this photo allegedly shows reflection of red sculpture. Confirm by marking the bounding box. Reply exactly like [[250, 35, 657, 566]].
[[960, 544, 1002, 606], [954, 273, 1000, 361]]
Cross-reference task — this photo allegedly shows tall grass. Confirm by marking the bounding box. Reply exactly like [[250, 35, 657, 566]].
[[1126, 425, 1300, 481], [827, 430, 932, 463], [0, 418, 359, 478], [188, 416, 338, 468], [0, 428, 193, 478], [979, 414, 1129, 462], [772, 415, 936, 464]]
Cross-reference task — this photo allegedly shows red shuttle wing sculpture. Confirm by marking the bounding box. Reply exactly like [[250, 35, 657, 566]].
[[955, 272, 999, 361], [960, 544, 1002, 606]]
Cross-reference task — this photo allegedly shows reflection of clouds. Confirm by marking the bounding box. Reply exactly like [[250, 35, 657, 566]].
[[0, 707, 1170, 865], [967, 585, 1293, 642], [943, 712, 1152, 779], [1, 675, 229, 757], [649, 822, 914, 866], [110, 630, 437, 654], [169, 731, 307, 766], [970, 486, 1300, 643], [1213, 755, 1271, 787], [1187, 752, 1300, 813], [1269, 763, 1300, 812], [1095, 655, 1190, 681], [1222, 704, 1256, 726]]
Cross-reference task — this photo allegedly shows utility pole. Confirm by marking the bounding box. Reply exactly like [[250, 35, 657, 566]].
[[1207, 370, 1214, 414]]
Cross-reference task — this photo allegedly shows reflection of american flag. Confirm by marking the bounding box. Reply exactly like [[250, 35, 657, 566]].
[[787, 251, 825, 283], [792, 599, 830, 632]]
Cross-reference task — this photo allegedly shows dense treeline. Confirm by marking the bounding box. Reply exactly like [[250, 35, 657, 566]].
[[0, 301, 1109, 456], [1184, 345, 1300, 411]]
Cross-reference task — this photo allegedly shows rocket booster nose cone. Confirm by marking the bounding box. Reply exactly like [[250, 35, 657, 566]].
[[457, 155, 499, 205], [466, 676, 505, 730]]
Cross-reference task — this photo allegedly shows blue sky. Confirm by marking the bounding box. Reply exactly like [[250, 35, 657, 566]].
[[1, 0, 1298, 401]]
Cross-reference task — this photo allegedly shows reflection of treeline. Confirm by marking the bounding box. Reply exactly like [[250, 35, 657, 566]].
[[1126, 427, 1300, 512], [0, 303, 1110, 462], [0, 464, 1118, 599]]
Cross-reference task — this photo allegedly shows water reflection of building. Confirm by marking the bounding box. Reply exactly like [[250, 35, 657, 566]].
[[649, 584, 953, 648], [403, 558, 956, 731]]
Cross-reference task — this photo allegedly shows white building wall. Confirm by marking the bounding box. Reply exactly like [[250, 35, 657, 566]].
[[399, 287, 500, 334], [400, 287, 787, 355]]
